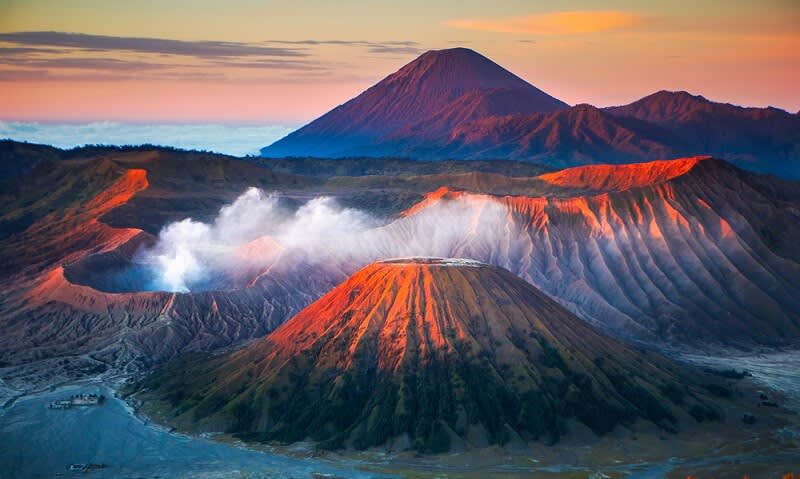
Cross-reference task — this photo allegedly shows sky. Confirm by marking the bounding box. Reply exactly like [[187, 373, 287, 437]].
[[0, 0, 797, 148]]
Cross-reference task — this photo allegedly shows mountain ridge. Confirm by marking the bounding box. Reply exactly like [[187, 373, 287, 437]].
[[261, 49, 800, 179]]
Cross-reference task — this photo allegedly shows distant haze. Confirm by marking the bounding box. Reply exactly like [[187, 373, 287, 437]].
[[0, 121, 295, 156]]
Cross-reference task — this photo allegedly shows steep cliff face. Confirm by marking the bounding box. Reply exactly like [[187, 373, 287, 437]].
[[0, 160, 148, 276], [379, 158, 800, 345], [145, 259, 719, 451]]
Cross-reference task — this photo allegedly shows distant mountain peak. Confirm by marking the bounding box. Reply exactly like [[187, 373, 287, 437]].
[[647, 89, 709, 102], [603, 90, 715, 122], [390, 47, 534, 92], [405, 47, 489, 64], [420, 46, 478, 57], [261, 48, 567, 158]]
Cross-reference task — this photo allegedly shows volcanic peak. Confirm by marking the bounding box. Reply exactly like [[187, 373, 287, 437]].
[[388, 47, 550, 95], [261, 47, 567, 158], [144, 260, 722, 451]]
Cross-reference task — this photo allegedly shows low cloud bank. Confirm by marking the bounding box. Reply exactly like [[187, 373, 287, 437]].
[[0, 121, 295, 156]]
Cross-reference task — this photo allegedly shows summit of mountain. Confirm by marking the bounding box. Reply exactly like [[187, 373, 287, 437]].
[[603, 90, 790, 123]]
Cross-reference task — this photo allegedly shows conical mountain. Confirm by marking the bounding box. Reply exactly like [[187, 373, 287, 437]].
[[144, 258, 720, 452], [261, 48, 567, 158]]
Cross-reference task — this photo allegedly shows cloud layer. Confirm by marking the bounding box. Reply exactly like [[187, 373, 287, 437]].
[[0, 31, 307, 58], [0, 121, 295, 156], [0, 31, 422, 82], [445, 10, 643, 35]]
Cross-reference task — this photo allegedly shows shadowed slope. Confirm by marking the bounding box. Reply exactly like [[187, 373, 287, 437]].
[[0, 159, 148, 276], [604, 91, 800, 177], [0, 140, 63, 181], [436, 103, 675, 166], [145, 259, 720, 452]]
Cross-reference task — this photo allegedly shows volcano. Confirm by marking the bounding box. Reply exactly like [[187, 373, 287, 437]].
[[261, 48, 568, 158], [145, 258, 720, 452]]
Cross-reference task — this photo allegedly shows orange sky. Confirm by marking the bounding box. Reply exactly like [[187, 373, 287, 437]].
[[0, 0, 798, 123]]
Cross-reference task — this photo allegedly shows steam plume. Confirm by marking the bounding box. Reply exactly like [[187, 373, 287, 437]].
[[143, 187, 514, 292]]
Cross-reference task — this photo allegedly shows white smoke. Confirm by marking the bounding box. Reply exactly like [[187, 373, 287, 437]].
[[143, 188, 375, 291], [143, 187, 515, 292], [277, 197, 376, 252], [153, 220, 210, 291]]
